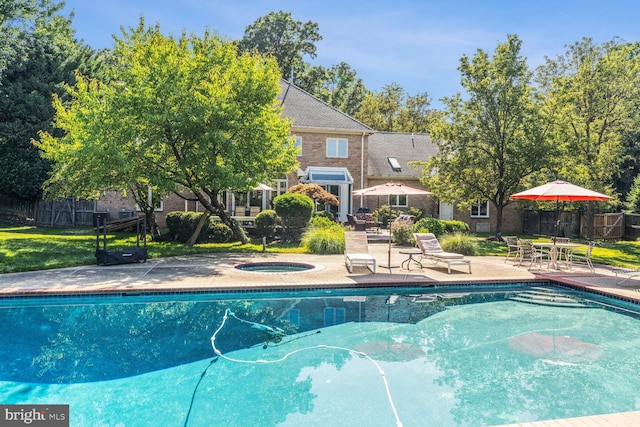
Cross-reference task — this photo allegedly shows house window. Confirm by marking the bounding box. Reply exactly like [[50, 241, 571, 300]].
[[326, 138, 348, 158], [391, 195, 408, 207], [324, 307, 346, 326], [294, 136, 302, 157], [471, 201, 490, 218]]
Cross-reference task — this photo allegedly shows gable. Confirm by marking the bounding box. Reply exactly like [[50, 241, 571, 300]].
[[277, 80, 373, 133]]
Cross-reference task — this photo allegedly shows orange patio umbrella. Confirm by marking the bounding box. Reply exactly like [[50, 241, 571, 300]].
[[510, 180, 612, 237]]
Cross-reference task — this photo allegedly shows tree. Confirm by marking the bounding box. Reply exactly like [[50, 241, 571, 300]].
[[287, 183, 338, 206], [0, 0, 102, 199], [354, 83, 434, 132], [296, 62, 369, 116], [416, 35, 554, 237], [537, 38, 640, 235], [625, 174, 640, 213], [237, 10, 321, 82], [35, 19, 298, 244]]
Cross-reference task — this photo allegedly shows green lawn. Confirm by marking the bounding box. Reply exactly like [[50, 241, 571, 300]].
[[0, 224, 303, 273], [1, 225, 638, 274]]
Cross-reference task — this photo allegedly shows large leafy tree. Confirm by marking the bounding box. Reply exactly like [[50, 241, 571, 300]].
[[354, 83, 434, 133], [237, 10, 321, 82], [296, 62, 369, 116], [36, 19, 298, 244], [537, 38, 640, 196], [537, 38, 640, 236], [0, 0, 101, 199], [416, 35, 554, 237]]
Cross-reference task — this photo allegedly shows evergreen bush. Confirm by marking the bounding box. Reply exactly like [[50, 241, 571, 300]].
[[273, 193, 314, 242], [255, 209, 279, 240]]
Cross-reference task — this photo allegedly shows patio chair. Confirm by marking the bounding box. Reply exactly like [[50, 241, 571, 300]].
[[504, 236, 520, 263], [567, 241, 597, 273], [517, 239, 549, 270], [347, 214, 367, 231], [413, 233, 471, 274], [344, 231, 377, 273]]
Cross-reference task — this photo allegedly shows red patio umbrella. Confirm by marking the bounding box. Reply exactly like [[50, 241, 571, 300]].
[[510, 180, 612, 237], [510, 180, 612, 203], [353, 183, 432, 269]]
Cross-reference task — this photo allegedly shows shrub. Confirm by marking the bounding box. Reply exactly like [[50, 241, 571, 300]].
[[308, 215, 336, 229], [441, 220, 470, 234], [439, 233, 478, 255], [413, 217, 445, 237], [301, 224, 345, 254], [209, 221, 234, 243], [312, 210, 335, 221], [273, 193, 314, 242], [391, 220, 414, 245], [376, 205, 402, 228], [255, 210, 279, 240], [165, 211, 209, 243], [406, 207, 424, 221]]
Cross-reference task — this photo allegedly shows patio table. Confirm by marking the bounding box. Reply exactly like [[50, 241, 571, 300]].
[[533, 242, 579, 270]]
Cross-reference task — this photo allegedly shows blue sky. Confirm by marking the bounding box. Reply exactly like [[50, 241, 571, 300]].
[[62, 0, 640, 106]]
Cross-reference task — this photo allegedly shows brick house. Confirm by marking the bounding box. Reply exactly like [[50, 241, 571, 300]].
[[96, 79, 521, 233]]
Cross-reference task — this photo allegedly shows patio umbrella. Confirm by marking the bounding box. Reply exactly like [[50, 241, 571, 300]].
[[353, 183, 432, 269], [253, 183, 274, 191], [508, 332, 604, 363], [510, 180, 612, 237]]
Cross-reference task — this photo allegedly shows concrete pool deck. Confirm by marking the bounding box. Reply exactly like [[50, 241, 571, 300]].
[[1, 240, 639, 301], [2, 240, 640, 426]]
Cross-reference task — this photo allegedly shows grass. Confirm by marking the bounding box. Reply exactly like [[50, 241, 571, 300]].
[[1, 224, 639, 273], [0, 224, 305, 273]]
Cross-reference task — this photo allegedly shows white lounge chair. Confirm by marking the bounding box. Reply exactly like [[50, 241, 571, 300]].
[[344, 231, 377, 273], [413, 233, 471, 274], [612, 269, 640, 286]]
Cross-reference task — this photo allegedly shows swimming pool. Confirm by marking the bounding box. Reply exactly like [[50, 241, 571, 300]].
[[1, 283, 640, 426]]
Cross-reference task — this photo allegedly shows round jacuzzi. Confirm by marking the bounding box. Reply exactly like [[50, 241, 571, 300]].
[[234, 261, 321, 273]]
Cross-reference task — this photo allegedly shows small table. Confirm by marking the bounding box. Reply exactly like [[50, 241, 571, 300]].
[[400, 249, 423, 270], [533, 242, 579, 269]]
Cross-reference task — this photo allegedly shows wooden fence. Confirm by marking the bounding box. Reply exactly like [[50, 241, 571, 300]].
[[523, 210, 639, 241], [0, 195, 96, 227]]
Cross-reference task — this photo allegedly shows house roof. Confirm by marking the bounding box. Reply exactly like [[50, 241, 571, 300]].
[[368, 132, 437, 179], [277, 79, 373, 134]]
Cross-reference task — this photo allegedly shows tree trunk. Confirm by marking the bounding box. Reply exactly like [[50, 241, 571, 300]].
[[197, 191, 250, 244], [187, 212, 211, 246]]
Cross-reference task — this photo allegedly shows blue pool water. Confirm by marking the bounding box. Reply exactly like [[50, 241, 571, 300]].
[[2, 283, 640, 426]]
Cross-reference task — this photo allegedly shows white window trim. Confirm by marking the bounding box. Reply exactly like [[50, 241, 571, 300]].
[[471, 201, 490, 218], [391, 195, 408, 208], [326, 137, 348, 158], [294, 135, 302, 157]]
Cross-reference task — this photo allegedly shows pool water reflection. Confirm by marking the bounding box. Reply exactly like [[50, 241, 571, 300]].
[[1, 284, 640, 426]]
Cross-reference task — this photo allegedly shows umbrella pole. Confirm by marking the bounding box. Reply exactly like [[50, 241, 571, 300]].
[[381, 194, 399, 270]]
